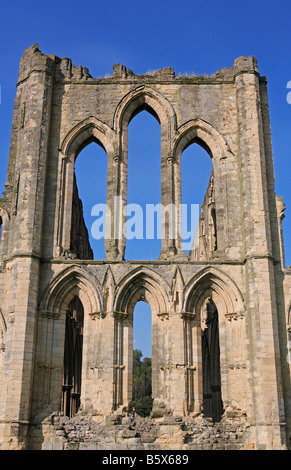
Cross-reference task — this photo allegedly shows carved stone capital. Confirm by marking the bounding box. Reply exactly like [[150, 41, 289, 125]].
[[180, 311, 196, 320], [112, 364, 125, 370], [228, 361, 247, 370], [37, 362, 55, 369], [8, 312, 15, 323], [113, 311, 128, 320], [41, 310, 61, 320], [157, 312, 169, 320], [225, 311, 244, 321], [89, 311, 105, 320]]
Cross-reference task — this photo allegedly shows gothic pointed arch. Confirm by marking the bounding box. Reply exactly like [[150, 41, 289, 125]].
[[171, 266, 185, 312], [173, 118, 233, 162], [60, 115, 117, 161], [113, 85, 177, 132], [183, 266, 245, 318], [114, 266, 170, 316], [0, 205, 10, 223], [61, 294, 85, 417], [183, 266, 245, 422], [112, 266, 171, 412], [113, 86, 178, 259], [170, 119, 234, 258], [40, 265, 103, 317], [102, 266, 116, 314], [57, 117, 117, 259], [33, 266, 103, 418]]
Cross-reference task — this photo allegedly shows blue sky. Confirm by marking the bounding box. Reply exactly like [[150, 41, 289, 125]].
[[0, 0, 291, 358]]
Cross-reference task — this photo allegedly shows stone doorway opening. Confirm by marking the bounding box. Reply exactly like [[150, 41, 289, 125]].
[[61, 296, 84, 417]]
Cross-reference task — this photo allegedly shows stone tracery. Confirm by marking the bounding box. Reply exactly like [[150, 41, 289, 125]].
[[0, 45, 289, 450]]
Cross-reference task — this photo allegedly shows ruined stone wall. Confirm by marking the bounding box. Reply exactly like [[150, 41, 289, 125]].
[[0, 45, 290, 450], [29, 410, 251, 451], [189, 171, 217, 261], [70, 174, 93, 260]]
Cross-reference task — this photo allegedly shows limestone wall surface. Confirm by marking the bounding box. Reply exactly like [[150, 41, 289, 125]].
[[0, 45, 290, 450]]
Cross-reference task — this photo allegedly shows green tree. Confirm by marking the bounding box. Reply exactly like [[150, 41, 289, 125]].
[[132, 349, 153, 417], [135, 396, 153, 418]]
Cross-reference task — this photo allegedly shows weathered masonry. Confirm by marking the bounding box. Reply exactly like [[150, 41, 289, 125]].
[[0, 44, 291, 450]]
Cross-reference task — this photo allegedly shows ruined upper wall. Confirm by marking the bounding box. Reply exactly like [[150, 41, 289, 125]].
[[8, 43, 276, 265], [17, 43, 260, 85], [15, 44, 264, 147]]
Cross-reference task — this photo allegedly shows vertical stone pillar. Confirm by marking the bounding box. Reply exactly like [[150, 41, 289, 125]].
[[0, 45, 55, 449], [160, 126, 177, 259], [235, 57, 286, 449], [105, 153, 124, 261], [112, 313, 128, 411], [162, 156, 177, 257], [81, 311, 116, 416], [168, 312, 194, 416], [151, 312, 171, 416], [118, 121, 130, 261]]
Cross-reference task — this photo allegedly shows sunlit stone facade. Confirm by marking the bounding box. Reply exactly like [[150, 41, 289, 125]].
[[0, 45, 290, 450]]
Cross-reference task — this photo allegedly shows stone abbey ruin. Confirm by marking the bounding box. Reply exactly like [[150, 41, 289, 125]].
[[0, 44, 291, 450]]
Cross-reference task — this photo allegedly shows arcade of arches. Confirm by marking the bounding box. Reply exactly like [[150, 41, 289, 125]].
[[0, 46, 290, 450]]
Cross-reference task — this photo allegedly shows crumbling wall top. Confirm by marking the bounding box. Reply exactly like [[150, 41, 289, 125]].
[[17, 44, 260, 85], [18, 43, 56, 83]]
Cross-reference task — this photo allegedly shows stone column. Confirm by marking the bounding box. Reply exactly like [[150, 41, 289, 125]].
[[81, 311, 116, 416], [112, 313, 128, 411], [105, 153, 124, 262], [235, 56, 286, 449], [159, 128, 177, 260], [168, 312, 196, 417], [0, 45, 55, 449]]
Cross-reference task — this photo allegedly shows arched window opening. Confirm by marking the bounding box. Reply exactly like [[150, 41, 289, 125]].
[[132, 301, 153, 417], [0, 216, 2, 243], [201, 298, 223, 422], [72, 142, 107, 260], [61, 296, 84, 417], [181, 143, 215, 260], [125, 111, 161, 261]]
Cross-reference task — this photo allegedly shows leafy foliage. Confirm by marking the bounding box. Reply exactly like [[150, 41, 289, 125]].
[[131, 349, 153, 417], [135, 396, 153, 418]]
